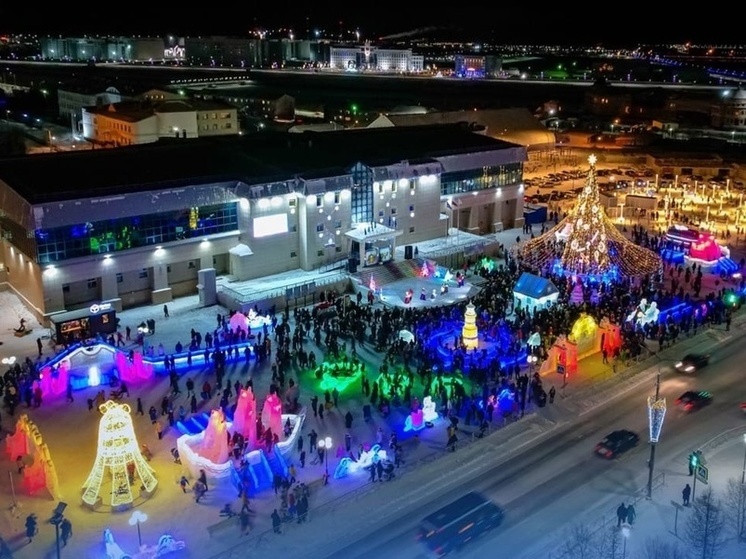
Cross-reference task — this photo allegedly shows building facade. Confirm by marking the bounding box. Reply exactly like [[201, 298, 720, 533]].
[[454, 55, 502, 78], [329, 43, 424, 73], [0, 125, 526, 321], [81, 98, 239, 146], [40, 36, 168, 62]]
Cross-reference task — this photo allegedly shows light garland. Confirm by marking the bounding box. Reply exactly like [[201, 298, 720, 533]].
[[519, 154, 662, 278]]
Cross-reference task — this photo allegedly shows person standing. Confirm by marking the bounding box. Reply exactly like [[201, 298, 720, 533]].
[[198, 469, 208, 492], [36, 337, 43, 357], [60, 518, 72, 546], [271, 509, 282, 534], [239, 509, 251, 536], [626, 503, 636, 525], [179, 476, 190, 493], [548, 386, 556, 404], [155, 420, 163, 440], [616, 502, 628, 527], [683, 483, 691, 506], [163, 304, 169, 318], [66, 381, 74, 403], [136, 397, 144, 416]]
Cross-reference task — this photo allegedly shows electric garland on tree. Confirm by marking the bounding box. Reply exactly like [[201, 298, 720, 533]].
[[518, 154, 661, 279]]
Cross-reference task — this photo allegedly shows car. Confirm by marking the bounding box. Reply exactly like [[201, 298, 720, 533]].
[[740, 402, 746, 414], [674, 353, 710, 373], [675, 391, 713, 412], [595, 429, 640, 459]]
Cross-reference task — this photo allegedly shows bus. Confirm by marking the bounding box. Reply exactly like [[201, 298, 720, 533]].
[[417, 492, 504, 557]]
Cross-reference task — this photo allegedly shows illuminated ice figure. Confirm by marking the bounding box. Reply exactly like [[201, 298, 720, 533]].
[[88, 365, 101, 387], [638, 301, 659, 326], [333, 444, 388, 479], [422, 396, 438, 423], [462, 302, 479, 350], [421, 262, 429, 277], [232, 388, 257, 449], [82, 400, 158, 509], [497, 389, 515, 415], [103, 528, 130, 559], [404, 408, 424, 432], [627, 298, 648, 323], [262, 393, 283, 441], [197, 409, 230, 464], [369, 276, 376, 292]]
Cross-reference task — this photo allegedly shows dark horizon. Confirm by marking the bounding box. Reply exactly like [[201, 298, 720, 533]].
[[0, 4, 743, 46]]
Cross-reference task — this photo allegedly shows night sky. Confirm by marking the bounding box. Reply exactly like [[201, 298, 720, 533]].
[[0, 4, 740, 45]]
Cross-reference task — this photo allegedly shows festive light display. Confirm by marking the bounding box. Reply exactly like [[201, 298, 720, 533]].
[[462, 302, 479, 350], [647, 395, 666, 443], [314, 357, 365, 393], [519, 154, 662, 278], [334, 444, 388, 479], [82, 400, 158, 508]]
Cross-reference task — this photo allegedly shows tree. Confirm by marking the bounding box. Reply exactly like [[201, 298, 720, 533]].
[[723, 477, 746, 542], [685, 487, 727, 559], [555, 523, 596, 559], [639, 536, 687, 559]]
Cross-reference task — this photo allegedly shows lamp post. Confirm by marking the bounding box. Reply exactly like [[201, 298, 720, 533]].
[[318, 436, 332, 483], [741, 433, 746, 484], [646, 368, 666, 499], [128, 510, 148, 549]]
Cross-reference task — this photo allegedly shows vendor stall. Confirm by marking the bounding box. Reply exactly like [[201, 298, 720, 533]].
[[49, 302, 117, 344]]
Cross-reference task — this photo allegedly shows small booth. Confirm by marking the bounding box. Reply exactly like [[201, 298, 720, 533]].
[[49, 302, 117, 344], [513, 272, 559, 313]]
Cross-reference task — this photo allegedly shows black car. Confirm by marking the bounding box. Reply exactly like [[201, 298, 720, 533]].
[[674, 353, 709, 373], [675, 391, 713, 412], [595, 429, 640, 459]]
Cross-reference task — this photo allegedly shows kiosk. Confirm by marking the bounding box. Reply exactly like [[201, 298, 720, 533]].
[[49, 302, 117, 344]]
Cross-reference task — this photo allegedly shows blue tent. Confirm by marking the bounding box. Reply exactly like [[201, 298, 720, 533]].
[[513, 272, 559, 312]]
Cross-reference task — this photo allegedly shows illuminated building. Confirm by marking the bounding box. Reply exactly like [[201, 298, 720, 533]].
[[454, 55, 502, 79], [518, 154, 661, 279], [0, 124, 526, 322]]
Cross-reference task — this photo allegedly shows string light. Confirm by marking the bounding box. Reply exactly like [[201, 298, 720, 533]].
[[519, 154, 661, 278]]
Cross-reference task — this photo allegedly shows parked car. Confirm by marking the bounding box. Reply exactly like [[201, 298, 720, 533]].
[[674, 353, 710, 374], [595, 429, 640, 459], [675, 391, 713, 412]]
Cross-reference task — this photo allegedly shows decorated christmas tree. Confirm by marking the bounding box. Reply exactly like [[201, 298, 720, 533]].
[[518, 154, 662, 279]]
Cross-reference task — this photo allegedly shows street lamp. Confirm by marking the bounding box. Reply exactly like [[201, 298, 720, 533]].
[[128, 510, 148, 549], [646, 369, 667, 499], [318, 436, 332, 483], [741, 433, 746, 484]]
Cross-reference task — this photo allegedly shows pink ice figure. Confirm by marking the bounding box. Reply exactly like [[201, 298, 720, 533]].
[[369, 276, 376, 292], [421, 262, 429, 277], [38, 366, 53, 396], [115, 352, 136, 383], [233, 388, 257, 450], [409, 408, 424, 430], [133, 352, 153, 380], [197, 408, 230, 464], [262, 393, 283, 442], [55, 361, 69, 397]]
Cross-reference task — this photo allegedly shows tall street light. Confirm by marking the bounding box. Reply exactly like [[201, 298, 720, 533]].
[[647, 369, 667, 499], [128, 510, 148, 549], [318, 436, 332, 484], [741, 433, 746, 485]]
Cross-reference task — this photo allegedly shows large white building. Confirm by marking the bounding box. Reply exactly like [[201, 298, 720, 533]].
[[0, 124, 526, 321], [330, 42, 424, 73]]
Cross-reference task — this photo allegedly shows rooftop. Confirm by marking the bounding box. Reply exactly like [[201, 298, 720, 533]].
[[0, 124, 521, 204]]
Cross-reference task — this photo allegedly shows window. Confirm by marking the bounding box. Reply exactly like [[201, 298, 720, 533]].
[[378, 210, 384, 217], [290, 251, 297, 258], [316, 223, 324, 232], [166, 265, 171, 273], [334, 220, 342, 229], [390, 208, 397, 215], [116, 273, 123, 283], [138, 269, 148, 279], [289, 198, 296, 208], [316, 196, 323, 208], [317, 250, 324, 257], [409, 205, 415, 212], [188, 261, 197, 269], [335, 246, 342, 253], [87, 279, 97, 289], [62, 284, 70, 293], [334, 192, 341, 204], [409, 226, 415, 233]]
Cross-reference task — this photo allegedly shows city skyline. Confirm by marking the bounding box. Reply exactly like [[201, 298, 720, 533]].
[[0, 4, 743, 46]]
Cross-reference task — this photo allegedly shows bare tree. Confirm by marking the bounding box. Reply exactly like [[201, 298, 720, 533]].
[[596, 525, 625, 559], [685, 487, 727, 559], [723, 477, 746, 542], [638, 536, 687, 559], [555, 523, 597, 559]]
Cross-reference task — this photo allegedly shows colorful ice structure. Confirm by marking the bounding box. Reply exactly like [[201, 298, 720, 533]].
[[404, 396, 439, 432], [462, 302, 479, 350], [232, 387, 257, 450], [262, 393, 283, 442], [38, 360, 69, 398], [334, 444, 388, 479], [198, 409, 230, 464]]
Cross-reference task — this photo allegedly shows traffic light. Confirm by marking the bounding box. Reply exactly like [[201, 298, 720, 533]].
[[689, 452, 699, 469]]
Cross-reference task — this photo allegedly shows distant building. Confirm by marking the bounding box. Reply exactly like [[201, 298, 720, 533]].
[[81, 97, 239, 146], [711, 86, 746, 132], [329, 42, 423, 73], [40, 36, 168, 62], [57, 86, 126, 134], [454, 55, 502, 79]]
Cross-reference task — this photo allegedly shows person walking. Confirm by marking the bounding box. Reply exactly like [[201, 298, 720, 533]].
[[194, 481, 206, 503], [66, 381, 74, 403], [683, 483, 691, 506], [179, 476, 190, 493], [36, 337, 43, 357], [155, 420, 163, 440], [60, 518, 72, 546], [25, 514, 37, 542], [163, 304, 169, 318], [626, 503, 636, 525], [136, 397, 144, 416], [198, 469, 209, 492], [239, 509, 251, 536], [548, 386, 556, 404], [299, 449, 306, 468], [616, 502, 628, 527]]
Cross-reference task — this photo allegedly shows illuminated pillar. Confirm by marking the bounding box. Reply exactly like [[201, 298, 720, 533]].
[[462, 302, 479, 350]]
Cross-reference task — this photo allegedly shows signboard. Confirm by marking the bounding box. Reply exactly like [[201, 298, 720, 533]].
[[557, 364, 565, 375], [696, 465, 709, 484], [89, 302, 113, 314]]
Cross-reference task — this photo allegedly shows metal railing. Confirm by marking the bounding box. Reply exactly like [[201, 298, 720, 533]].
[[218, 271, 349, 308]]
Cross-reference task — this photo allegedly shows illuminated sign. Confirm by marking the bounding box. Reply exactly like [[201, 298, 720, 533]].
[[89, 302, 113, 314]]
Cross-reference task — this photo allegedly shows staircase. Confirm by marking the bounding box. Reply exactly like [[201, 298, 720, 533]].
[[265, 444, 289, 479], [717, 257, 739, 275]]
